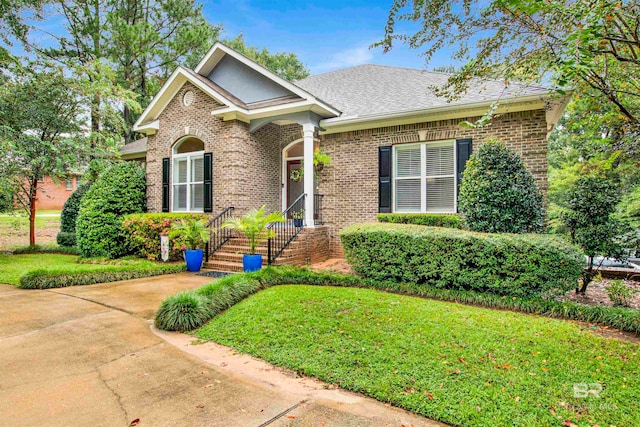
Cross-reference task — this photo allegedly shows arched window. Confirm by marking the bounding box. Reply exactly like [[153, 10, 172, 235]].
[[172, 137, 205, 212]]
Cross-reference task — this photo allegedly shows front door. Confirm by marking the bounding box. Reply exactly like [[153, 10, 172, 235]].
[[286, 160, 304, 209]]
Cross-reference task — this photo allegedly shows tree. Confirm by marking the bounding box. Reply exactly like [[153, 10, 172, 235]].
[[378, 0, 640, 152], [38, 0, 220, 141], [224, 35, 310, 81], [563, 176, 627, 293], [0, 65, 104, 245], [458, 140, 545, 233]]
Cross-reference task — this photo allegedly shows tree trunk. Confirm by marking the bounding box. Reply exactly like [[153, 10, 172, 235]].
[[29, 178, 37, 246]]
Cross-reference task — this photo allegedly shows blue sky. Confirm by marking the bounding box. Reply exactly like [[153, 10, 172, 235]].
[[203, 0, 457, 74], [17, 0, 461, 75]]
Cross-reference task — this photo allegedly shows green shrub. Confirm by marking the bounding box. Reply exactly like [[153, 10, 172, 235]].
[[377, 213, 463, 229], [18, 263, 185, 289], [155, 292, 212, 332], [59, 182, 92, 233], [76, 162, 146, 258], [12, 244, 79, 255], [122, 213, 209, 260], [340, 223, 583, 299], [0, 186, 14, 213], [458, 140, 544, 233], [155, 266, 640, 334], [56, 232, 76, 247]]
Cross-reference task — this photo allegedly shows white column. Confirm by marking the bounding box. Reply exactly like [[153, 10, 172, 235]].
[[302, 123, 315, 228]]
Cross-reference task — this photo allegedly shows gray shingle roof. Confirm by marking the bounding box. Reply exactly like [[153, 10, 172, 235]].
[[120, 137, 147, 155], [295, 64, 550, 120]]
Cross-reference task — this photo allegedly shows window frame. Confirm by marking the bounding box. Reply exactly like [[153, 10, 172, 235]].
[[392, 140, 457, 214], [65, 178, 73, 191], [171, 142, 205, 213]]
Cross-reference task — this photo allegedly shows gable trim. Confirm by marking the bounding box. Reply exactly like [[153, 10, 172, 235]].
[[133, 67, 235, 133], [194, 43, 340, 117]]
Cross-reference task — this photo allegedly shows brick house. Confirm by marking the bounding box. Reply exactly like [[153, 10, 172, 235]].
[[128, 43, 568, 269], [18, 175, 82, 210]]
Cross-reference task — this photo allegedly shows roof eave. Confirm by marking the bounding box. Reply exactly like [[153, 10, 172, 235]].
[[319, 92, 571, 135]]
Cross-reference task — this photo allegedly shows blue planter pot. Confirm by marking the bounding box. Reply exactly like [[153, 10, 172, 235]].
[[243, 254, 263, 272], [184, 249, 203, 272], [293, 218, 303, 227]]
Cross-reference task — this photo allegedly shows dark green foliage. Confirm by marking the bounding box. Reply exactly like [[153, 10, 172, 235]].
[[340, 223, 583, 299], [122, 213, 209, 260], [18, 263, 185, 289], [59, 182, 92, 233], [76, 162, 146, 258], [12, 244, 79, 255], [563, 176, 627, 292], [155, 266, 640, 334], [458, 141, 544, 233], [55, 232, 76, 247], [377, 213, 463, 229], [154, 292, 213, 332], [0, 187, 14, 212]]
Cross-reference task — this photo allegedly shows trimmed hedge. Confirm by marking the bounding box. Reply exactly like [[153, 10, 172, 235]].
[[13, 244, 79, 255], [76, 162, 146, 258], [340, 223, 583, 299], [377, 213, 464, 229], [19, 263, 185, 289], [56, 232, 76, 247], [154, 267, 640, 334], [122, 213, 210, 261]]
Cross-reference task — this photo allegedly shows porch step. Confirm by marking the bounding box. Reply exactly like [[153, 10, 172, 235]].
[[205, 234, 309, 273]]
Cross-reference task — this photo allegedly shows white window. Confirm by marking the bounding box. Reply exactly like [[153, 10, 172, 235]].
[[172, 138, 205, 212], [65, 178, 73, 190], [394, 141, 456, 213]]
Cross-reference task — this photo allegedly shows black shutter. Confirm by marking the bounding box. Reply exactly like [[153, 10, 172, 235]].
[[456, 138, 472, 197], [378, 146, 392, 213], [203, 152, 213, 212], [162, 158, 170, 212]]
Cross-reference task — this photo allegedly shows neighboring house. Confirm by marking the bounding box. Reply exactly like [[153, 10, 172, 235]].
[[126, 42, 569, 269], [16, 175, 82, 210]]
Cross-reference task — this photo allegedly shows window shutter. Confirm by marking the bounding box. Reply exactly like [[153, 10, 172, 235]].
[[378, 146, 392, 213], [162, 158, 170, 212], [456, 138, 472, 195], [203, 152, 213, 212]]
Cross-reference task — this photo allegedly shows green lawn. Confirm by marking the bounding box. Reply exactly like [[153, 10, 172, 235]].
[[0, 254, 181, 286], [0, 211, 61, 250], [197, 285, 639, 427]]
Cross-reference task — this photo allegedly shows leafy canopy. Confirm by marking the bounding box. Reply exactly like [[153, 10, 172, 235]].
[[378, 0, 640, 150]]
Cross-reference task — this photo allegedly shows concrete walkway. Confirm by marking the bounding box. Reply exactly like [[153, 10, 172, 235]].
[[0, 273, 441, 426]]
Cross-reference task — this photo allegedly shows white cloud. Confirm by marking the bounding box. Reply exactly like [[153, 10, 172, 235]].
[[311, 45, 375, 73]]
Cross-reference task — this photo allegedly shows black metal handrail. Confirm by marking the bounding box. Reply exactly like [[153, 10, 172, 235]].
[[205, 206, 234, 262], [314, 194, 324, 226], [267, 194, 306, 265]]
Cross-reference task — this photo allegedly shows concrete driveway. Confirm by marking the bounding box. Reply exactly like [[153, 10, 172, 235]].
[[0, 273, 440, 427]]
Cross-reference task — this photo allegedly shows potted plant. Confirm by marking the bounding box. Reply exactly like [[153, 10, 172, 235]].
[[291, 210, 304, 227], [169, 217, 210, 272], [222, 205, 285, 272], [289, 151, 332, 182]]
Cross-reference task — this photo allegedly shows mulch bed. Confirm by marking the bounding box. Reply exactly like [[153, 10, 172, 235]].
[[559, 278, 640, 310]]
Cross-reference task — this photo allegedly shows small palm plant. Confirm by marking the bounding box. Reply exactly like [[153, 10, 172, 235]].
[[222, 205, 285, 254], [169, 217, 210, 250]]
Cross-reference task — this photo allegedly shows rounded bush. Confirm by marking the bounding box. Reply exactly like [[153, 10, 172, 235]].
[[458, 140, 544, 233], [60, 182, 92, 233], [76, 162, 146, 258], [56, 231, 76, 247], [155, 292, 212, 331]]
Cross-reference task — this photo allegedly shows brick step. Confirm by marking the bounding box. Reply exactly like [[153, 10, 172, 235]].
[[225, 237, 302, 248], [203, 260, 244, 273], [218, 245, 300, 257], [211, 251, 303, 264]]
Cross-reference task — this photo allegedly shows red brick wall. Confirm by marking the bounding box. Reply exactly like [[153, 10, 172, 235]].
[[23, 176, 79, 210]]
